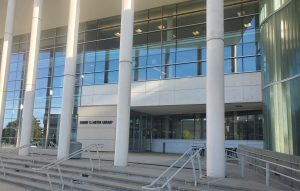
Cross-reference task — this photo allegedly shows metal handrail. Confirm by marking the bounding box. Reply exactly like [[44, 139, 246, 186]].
[[0, 158, 5, 176], [225, 148, 300, 186], [33, 143, 102, 191], [142, 146, 204, 191], [238, 146, 300, 166]]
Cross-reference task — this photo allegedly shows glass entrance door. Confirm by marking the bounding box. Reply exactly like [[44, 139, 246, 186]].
[[129, 114, 151, 152]]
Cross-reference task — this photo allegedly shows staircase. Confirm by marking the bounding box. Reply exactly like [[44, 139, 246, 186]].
[[0, 151, 200, 191]]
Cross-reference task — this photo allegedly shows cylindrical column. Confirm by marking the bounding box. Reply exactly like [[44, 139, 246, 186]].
[[19, 0, 43, 156], [114, 0, 134, 167], [206, 0, 225, 177], [0, 0, 16, 142], [57, 0, 80, 160]]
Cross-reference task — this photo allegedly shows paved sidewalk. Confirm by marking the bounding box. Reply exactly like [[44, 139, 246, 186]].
[[0, 181, 27, 191]]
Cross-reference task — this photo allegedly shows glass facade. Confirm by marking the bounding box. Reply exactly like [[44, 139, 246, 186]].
[[260, 0, 300, 155], [0, 0, 261, 146], [130, 111, 263, 151]]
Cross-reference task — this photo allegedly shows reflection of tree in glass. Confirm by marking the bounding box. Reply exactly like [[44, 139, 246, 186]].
[[182, 129, 193, 139], [2, 120, 18, 144], [32, 118, 43, 143], [2, 118, 43, 145]]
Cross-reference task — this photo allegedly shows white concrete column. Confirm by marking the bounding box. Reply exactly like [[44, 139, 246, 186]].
[[114, 0, 134, 167], [57, 0, 80, 160], [0, 0, 16, 142], [19, 0, 43, 156], [206, 0, 225, 177]]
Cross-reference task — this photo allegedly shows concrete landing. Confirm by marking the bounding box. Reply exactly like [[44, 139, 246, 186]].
[[0, 180, 26, 191]]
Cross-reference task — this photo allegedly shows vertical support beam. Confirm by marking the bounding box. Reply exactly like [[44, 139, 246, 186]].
[[57, 0, 80, 160], [114, 0, 134, 167], [19, 0, 43, 156], [0, 0, 16, 142], [206, 0, 225, 177]]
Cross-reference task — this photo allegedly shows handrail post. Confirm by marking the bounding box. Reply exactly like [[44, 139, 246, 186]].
[[57, 164, 64, 190], [197, 152, 202, 179], [0, 158, 5, 176], [240, 155, 245, 177], [96, 144, 101, 170], [266, 162, 270, 186], [88, 149, 94, 172], [189, 151, 197, 187], [167, 182, 172, 191], [46, 170, 53, 191]]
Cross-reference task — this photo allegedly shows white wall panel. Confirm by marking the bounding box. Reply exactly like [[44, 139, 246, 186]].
[[80, 72, 262, 107]]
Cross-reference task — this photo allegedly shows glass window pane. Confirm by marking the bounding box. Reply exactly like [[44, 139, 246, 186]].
[[51, 97, 62, 108], [108, 59, 119, 71], [243, 42, 257, 56], [147, 67, 162, 80], [134, 22, 148, 34], [82, 73, 94, 85], [224, 59, 233, 74], [243, 56, 257, 72], [84, 62, 95, 73], [52, 88, 63, 97], [107, 71, 118, 83], [225, 18, 242, 33], [176, 50, 198, 63], [147, 54, 161, 66], [148, 32, 161, 44], [162, 65, 175, 79], [95, 61, 105, 72], [34, 98, 47, 109], [162, 52, 176, 65], [53, 65, 65, 76], [37, 68, 50, 78], [133, 56, 147, 68], [40, 38, 54, 49], [177, 12, 205, 27], [176, 63, 197, 77], [133, 34, 147, 46], [236, 58, 243, 72], [36, 78, 49, 89], [95, 72, 104, 84], [224, 4, 241, 19], [133, 68, 146, 81], [52, 76, 64, 87]]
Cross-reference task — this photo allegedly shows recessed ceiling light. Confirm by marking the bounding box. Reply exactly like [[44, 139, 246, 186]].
[[172, 34, 176, 38], [158, 25, 166, 30], [192, 30, 200, 36], [237, 11, 246, 16], [135, 28, 143, 33], [81, 74, 85, 78], [244, 23, 252, 28], [114, 32, 121, 37]]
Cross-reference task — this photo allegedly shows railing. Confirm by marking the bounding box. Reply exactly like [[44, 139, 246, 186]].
[[142, 146, 204, 191], [0, 157, 5, 176], [225, 148, 300, 187], [33, 144, 102, 191], [0, 143, 39, 177]]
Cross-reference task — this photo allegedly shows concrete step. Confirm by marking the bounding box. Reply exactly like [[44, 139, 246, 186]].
[[0, 154, 203, 191], [1, 162, 143, 191], [0, 167, 117, 191]]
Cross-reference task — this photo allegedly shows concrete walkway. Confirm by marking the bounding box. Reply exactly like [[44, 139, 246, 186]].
[[0, 181, 27, 191], [0, 148, 298, 191]]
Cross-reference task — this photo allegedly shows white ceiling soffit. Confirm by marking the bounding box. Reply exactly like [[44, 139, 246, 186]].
[[0, 0, 188, 38], [131, 102, 263, 115]]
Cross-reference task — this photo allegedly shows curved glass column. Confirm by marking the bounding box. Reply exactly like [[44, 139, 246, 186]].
[[260, 0, 300, 155]]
